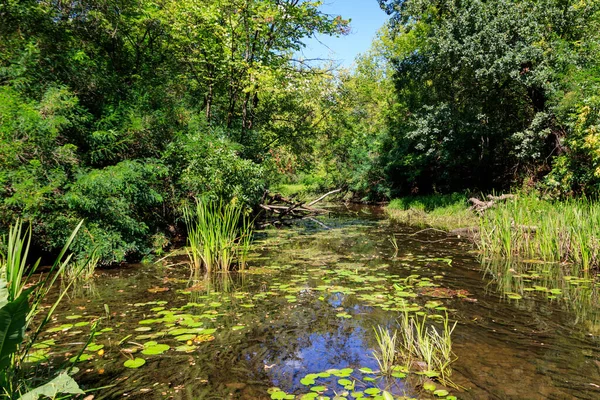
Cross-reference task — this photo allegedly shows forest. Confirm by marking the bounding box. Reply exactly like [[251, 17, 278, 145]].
[[1, 0, 599, 264], [2, 1, 600, 399]]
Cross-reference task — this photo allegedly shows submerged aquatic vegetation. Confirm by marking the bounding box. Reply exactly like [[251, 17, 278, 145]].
[[182, 198, 253, 273], [483, 258, 600, 332]]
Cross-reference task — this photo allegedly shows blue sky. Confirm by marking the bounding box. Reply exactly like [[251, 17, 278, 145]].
[[299, 0, 389, 68]]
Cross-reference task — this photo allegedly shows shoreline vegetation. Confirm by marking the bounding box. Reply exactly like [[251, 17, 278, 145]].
[[386, 192, 600, 275], [2, 0, 600, 398]]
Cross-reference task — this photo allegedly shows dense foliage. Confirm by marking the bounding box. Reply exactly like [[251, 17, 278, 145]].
[[3, 0, 600, 261], [0, 0, 348, 263], [371, 0, 600, 196]]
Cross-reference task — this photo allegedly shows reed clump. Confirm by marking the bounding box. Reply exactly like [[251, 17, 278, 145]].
[[0, 219, 85, 396], [396, 312, 456, 384], [373, 326, 398, 375], [373, 313, 456, 385], [182, 198, 253, 273], [479, 195, 600, 274], [66, 247, 101, 282]]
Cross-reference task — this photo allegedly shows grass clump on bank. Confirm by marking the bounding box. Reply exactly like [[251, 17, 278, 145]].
[[182, 198, 253, 274], [385, 193, 477, 230], [387, 192, 600, 275], [480, 196, 600, 272]]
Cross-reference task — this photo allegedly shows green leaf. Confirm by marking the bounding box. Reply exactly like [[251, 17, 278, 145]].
[[0, 288, 32, 370], [18, 372, 84, 400], [123, 358, 146, 369], [382, 391, 394, 400]]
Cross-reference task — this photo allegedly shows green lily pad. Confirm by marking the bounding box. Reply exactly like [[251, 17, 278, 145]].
[[124, 358, 146, 369], [301, 377, 316, 385], [69, 353, 92, 363], [142, 343, 170, 355]]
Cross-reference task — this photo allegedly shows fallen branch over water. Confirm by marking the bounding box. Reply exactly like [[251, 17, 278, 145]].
[[259, 189, 342, 225], [449, 222, 537, 238]]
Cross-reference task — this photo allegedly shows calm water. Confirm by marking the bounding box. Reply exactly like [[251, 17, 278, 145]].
[[35, 206, 600, 399]]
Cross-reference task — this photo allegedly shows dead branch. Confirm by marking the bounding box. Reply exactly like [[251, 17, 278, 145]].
[[307, 188, 342, 207], [469, 194, 515, 214], [260, 189, 341, 222]]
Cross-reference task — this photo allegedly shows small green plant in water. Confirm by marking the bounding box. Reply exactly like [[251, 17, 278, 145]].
[[389, 235, 399, 257], [373, 326, 398, 375], [396, 312, 457, 385], [66, 247, 101, 282], [182, 198, 253, 273]]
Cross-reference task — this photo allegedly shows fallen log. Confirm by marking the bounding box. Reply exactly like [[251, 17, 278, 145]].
[[448, 223, 536, 239], [260, 188, 342, 221], [469, 194, 515, 214]]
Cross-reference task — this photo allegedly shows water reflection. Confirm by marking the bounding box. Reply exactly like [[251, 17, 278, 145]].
[[37, 206, 600, 399]]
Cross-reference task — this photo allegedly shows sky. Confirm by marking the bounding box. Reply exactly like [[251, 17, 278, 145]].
[[298, 0, 389, 68]]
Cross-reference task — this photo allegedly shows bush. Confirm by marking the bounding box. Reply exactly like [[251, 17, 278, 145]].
[[166, 130, 266, 206]]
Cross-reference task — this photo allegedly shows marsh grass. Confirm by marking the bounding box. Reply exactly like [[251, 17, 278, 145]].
[[479, 195, 600, 273], [0, 219, 84, 396], [386, 194, 477, 230], [182, 198, 253, 273], [396, 312, 456, 385], [373, 326, 398, 375], [66, 247, 101, 282], [388, 193, 600, 279]]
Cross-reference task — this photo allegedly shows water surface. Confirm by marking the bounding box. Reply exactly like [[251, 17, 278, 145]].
[[36, 206, 600, 399]]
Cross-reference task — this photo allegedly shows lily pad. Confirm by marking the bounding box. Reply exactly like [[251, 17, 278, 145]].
[[123, 358, 146, 369]]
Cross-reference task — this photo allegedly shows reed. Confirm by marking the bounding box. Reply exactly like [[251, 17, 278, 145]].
[[479, 195, 600, 272], [389, 235, 399, 257], [373, 326, 398, 375], [182, 198, 253, 273], [0, 219, 84, 396], [396, 312, 456, 385], [66, 247, 101, 282]]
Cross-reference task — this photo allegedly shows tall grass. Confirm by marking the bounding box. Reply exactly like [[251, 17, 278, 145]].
[[182, 198, 253, 273], [2, 221, 41, 302], [479, 195, 600, 273], [373, 326, 398, 375], [66, 247, 101, 282], [0, 219, 85, 396], [396, 312, 456, 385], [386, 194, 477, 230]]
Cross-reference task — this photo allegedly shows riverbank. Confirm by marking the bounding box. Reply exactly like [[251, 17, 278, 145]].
[[386, 193, 600, 272], [385, 194, 477, 231]]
